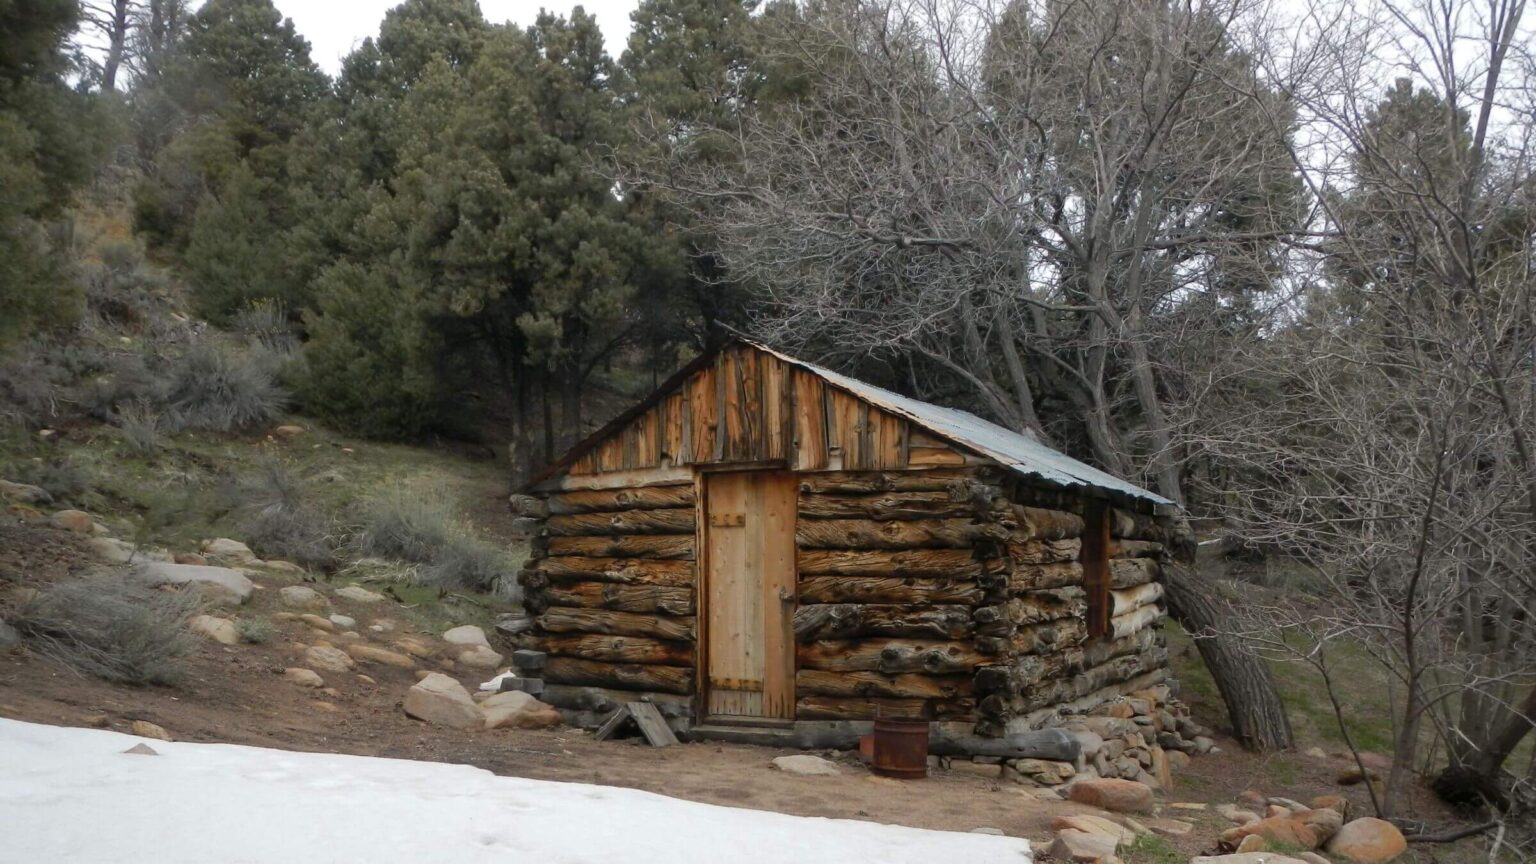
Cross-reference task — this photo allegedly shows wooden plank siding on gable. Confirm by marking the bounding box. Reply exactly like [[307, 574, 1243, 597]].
[[565, 345, 979, 479]]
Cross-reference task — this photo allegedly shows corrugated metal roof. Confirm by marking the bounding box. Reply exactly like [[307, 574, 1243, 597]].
[[748, 340, 1174, 508]]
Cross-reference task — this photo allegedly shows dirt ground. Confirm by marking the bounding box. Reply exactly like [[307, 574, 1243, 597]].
[[0, 524, 1460, 859]]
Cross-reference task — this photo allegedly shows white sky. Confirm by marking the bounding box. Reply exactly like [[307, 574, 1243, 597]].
[[277, 0, 644, 72]]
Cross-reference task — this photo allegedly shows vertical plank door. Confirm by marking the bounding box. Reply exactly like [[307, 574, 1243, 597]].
[[704, 471, 797, 720]]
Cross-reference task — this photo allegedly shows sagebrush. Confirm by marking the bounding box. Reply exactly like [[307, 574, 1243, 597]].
[[13, 577, 200, 685]]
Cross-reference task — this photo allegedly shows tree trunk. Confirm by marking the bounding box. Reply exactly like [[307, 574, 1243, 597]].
[[1162, 562, 1293, 751]]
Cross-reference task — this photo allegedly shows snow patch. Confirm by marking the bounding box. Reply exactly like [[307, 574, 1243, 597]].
[[0, 718, 1030, 863]]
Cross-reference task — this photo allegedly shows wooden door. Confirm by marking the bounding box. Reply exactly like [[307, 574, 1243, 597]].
[[703, 471, 797, 720]]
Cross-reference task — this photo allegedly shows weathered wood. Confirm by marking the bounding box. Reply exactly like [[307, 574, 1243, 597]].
[[548, 535, 694, 559], [1007, 669, 1169, 734], [537, 608, 695, 642], [796, 518, 1004, 550], [1082, 500, 1112, 639], [594, 702, 680, 747], [797, 548, 994, 578], [1110, 581, 1163, 616], [1006, 647, 1170, 714], [543, 657, 694, 695], [546, 509, 696, 536], [1111, 508, 1167, 542], [540, 685, 691, 718], [792, 604, 974, 641], [797, 639, 989, 675], [797, 491, 982, 521], [986, 617, 1090, 656], [529, 557, 695, 588], [1014, 587, 1089, 625], [928, 727, 1080, 761], [1109, 603, 1163, 639], [1109, 539, 1165, 559], [1010, 562, 1085, 592], [1008, 538, 1083, 564], [797, 468, 983, 495], [1015, 628, 1160, 685], [796, 669, 974, 699], [797, 576, 983, 605], [542, 581, 695, 616], [541, 634, 692, 665], [795, 695, 975, 721], [1004, 506, 1085, 541], [508, 494, 549, 518], [1110, 557, 1160, 588], [535, 466, 693, 491], [549, 485, 695, 514]]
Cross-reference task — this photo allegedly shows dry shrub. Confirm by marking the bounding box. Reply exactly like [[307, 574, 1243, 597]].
[[357, 486, 517, 597], [236, 461, 335, 570], [13, 577, 200, 685]]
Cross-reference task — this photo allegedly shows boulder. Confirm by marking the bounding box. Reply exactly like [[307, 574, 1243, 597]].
[[1049, 829, 1120, 862], [403, 673, 481, 730], [279, 585, 328, 610], [0, 479, 51, 505], [334, 585, 386, 603], [770, 755, 841, 776], [1304, 746, 1329, 760], [189, 615, 239, 645], [122, 743, 159, 756], [455, 644, 504, 670], [1325, 818, 1406, 864], [344, 643, 417, 669], [329, 614, 356, 629], [134, 561, 253, 605], [201, 538, 257, 565], [49, 510, 94, 533], [1011, 758, 1076, 785], [393, 636, 437, 659], [174, 552, 208, 566], [1066, 778, 1155, 813], [1146, 818, 1194, 837], [304, 644, 355, 673], [479, 691, 562, 730], [1310, 795, 1349, 817], [1051, 814, 1137, 845], [130, 720, 171, 741], [0, 619, 21, 650], [260, 560, 305, 575], [299, 613, 336, 633], [442, 625, 490, 648], [1236, 837, 1269, 853], [1221, 808, 1342, 852], [284, 668, 325, 688], [1300, 854, 1331, 864], [1220, 804, 1263, 825]]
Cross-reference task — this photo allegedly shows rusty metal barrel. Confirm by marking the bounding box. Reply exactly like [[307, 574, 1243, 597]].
[[869, 718, 929, 779]]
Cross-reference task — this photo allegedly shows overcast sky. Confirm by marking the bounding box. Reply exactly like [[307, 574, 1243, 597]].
[[277, 0, 644, 72]]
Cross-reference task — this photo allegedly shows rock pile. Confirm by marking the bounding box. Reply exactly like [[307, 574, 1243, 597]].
[[998, 684, 1208, 789]]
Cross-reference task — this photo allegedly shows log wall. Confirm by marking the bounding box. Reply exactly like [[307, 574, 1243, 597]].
[[519, 476, 698, 706], [970, 481, 1174, 736]]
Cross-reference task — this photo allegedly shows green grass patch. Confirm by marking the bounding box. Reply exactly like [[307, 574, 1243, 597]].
[[1121, 833, 1182, 864]]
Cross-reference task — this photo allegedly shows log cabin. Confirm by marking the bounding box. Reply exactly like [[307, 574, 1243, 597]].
[[512, 338, 1178, 748]]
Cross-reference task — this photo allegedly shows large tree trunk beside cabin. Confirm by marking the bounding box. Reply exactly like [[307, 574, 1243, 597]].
[[1162, 562, 1294, 751]]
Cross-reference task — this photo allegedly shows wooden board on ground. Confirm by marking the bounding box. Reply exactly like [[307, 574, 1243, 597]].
[[593, 702, 679, 747]]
